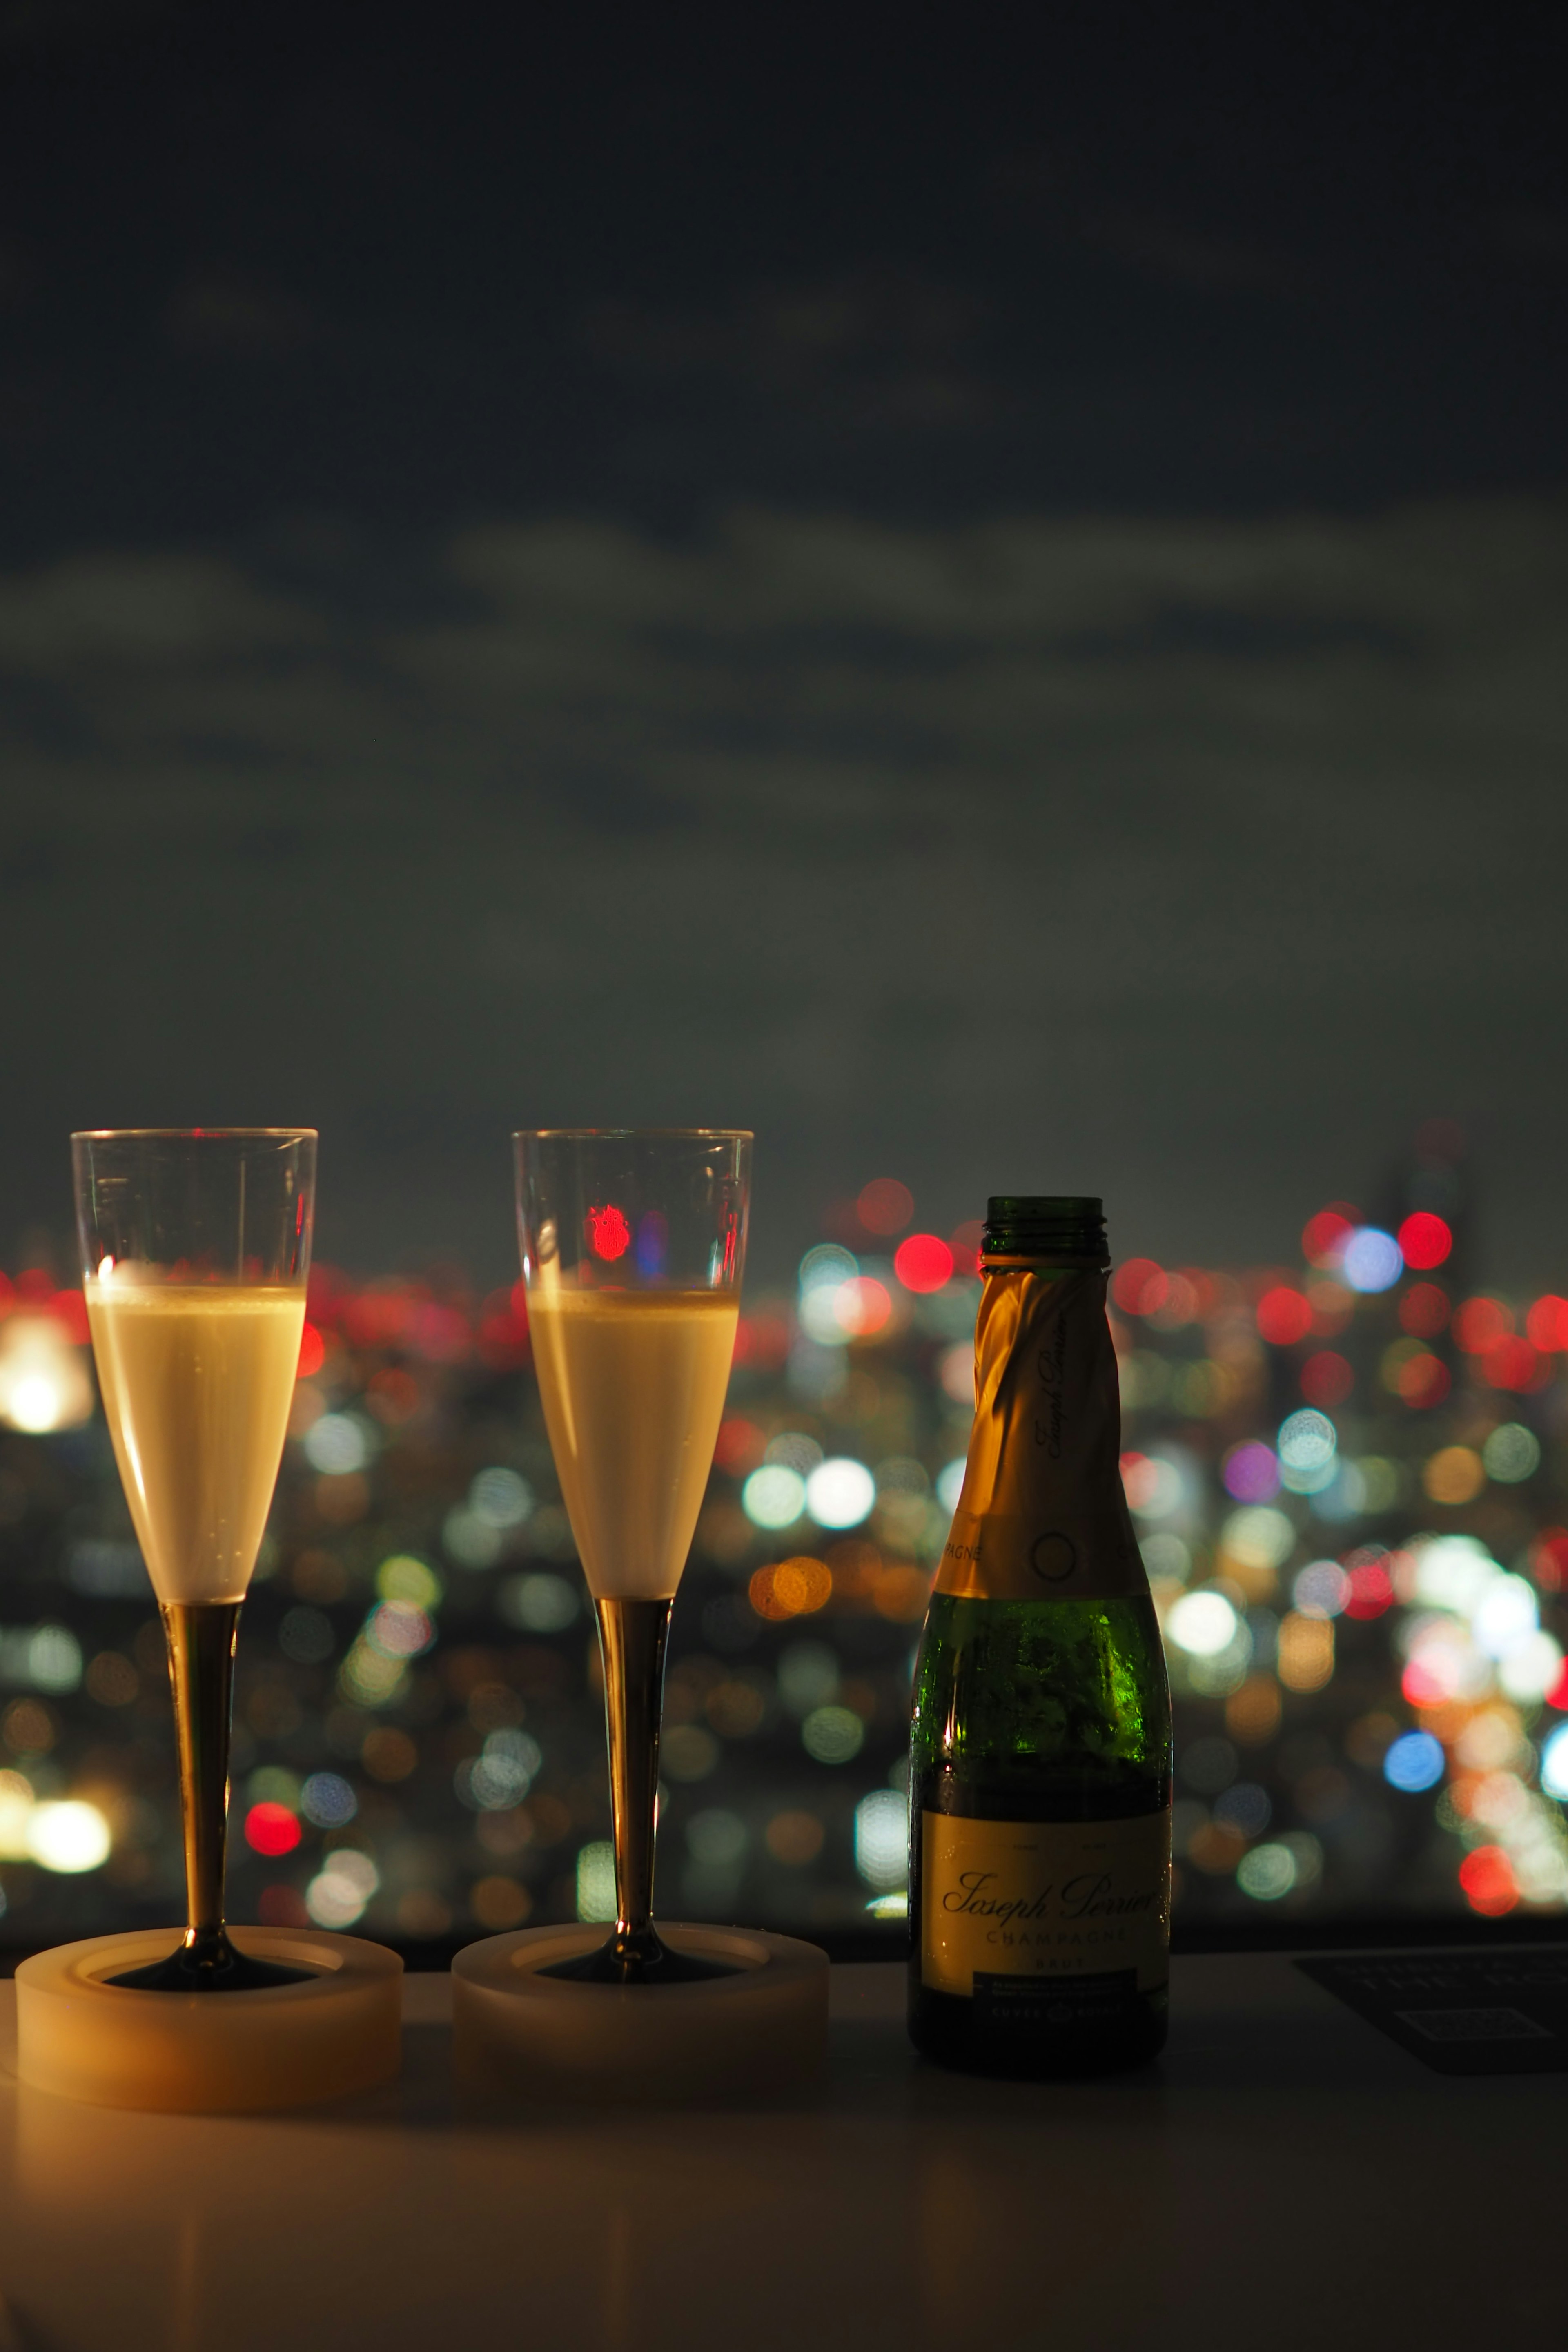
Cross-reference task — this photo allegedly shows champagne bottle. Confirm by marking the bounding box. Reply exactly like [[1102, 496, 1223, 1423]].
[[909, 1195, 1172, 2076]]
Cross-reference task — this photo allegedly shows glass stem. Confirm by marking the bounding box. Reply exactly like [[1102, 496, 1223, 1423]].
[[597, 1596, 672, 1971], [163, 1600, 242, 1964]]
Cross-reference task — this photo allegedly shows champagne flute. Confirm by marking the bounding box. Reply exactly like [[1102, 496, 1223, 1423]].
[[514, 1129, 750, 1983], [72, 1129, 316, 1991]]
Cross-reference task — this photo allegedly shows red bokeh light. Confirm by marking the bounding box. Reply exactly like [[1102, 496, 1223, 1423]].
[[258, 1885, 311, 1928], [714, 1416, 766, 1474], [1256, 1286, 1313, 1346], [245, 1802, 301, 1858], [47, 1289, 90, 1345], [1401, 1656, 1452, 1707], [949, 1220, 984, 1276], [1546, 1657, 1568, 1709], [296, 1321, 325, 1379], [1111, 1259, 1168, 1316], [476, 1290, 529, 1370], [733, 1311, 790, 1370], [1302, 1207, 1356, 1268], [1300, 1350, 1354, 1407], [1396, 1352, 1451, 1409], [893, 1234, 953, 1293], [1482, 1335, 1543, 1392], [1459, 1844, 1518, 1918], [1396, 1212, 1452, 1271], [586, 1204, 631, 1261], [340, 1283, 415, 1349], [1399, 1282, 1450, 1338], [1530, 1528, 1568, 1593], [857, 1178, 914, 1236], [1526, 1294, 1568, 1352], [1453, 1296, 1511, 1353], [1343, 1558, 1394, 1618]]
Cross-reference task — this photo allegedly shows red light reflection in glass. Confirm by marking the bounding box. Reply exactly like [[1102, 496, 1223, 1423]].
[[586, 1205, 632, 1262]]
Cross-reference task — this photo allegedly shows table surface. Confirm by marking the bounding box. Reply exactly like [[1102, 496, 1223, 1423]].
[[0, 1951, 1558, 2352]]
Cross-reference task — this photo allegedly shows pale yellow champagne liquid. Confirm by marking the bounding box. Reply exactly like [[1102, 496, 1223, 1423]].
[[528, 1287, 739, 1599], [85, 1282, 305, 1604]]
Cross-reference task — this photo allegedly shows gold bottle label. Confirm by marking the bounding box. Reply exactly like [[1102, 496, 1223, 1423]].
[[921, 1810, 1171, 1998], [937, 1265, 1144, 1604]]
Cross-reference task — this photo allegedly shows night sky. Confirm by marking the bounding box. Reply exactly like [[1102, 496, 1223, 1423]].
[[2, 4, 1564, 1283]]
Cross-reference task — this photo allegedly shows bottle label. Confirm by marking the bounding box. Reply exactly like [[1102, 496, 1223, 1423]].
[[937, 1266, 1143, 1603], [920, 1810, 1170, 1998]]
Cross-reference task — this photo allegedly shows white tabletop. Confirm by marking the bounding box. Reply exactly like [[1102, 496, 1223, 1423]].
[[0, 1953, 1558, 2352]]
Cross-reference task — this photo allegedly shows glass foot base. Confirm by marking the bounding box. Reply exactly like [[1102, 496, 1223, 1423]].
[[539, 1929, 742, 1986], [454, 1922, 830, 2103], [16, 1927, 403, 2111], [107, 1934, 314, 1994]]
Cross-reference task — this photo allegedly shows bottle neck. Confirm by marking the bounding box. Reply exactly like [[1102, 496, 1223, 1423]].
[[936, 1260, 1144, 1604], [981, 1254, 1109, 1277]]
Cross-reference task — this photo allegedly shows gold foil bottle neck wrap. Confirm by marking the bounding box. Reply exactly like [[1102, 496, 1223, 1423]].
[[936, 1266, 1145, 1604]]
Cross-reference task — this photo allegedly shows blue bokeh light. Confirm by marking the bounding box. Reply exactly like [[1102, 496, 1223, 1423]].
[[1383, 1730, 1446, 1792], [1343, 1227, 1403, 1293]]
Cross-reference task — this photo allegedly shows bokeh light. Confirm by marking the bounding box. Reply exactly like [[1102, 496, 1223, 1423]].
[[857, 1178, 913, 1236], [893, 1234, 953, 1293], [1396, 1212, 1452, 1270], [1342, 1228, 1403, 1293], [1383, 1731, 1445, 1792], [1256, 1287, 1312, 1346]]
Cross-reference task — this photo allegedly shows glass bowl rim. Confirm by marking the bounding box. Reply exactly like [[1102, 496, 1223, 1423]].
[[511, 1127, 753, 1140], [71, 1128, 318, 1141]]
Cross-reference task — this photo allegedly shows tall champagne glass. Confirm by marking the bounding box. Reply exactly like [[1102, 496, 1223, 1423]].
[[72, 1129, 315, 1991], [514, 1129, 750, 1983]]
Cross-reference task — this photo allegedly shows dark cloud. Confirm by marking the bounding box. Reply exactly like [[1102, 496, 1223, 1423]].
[[1, 493, 1565, 1279]]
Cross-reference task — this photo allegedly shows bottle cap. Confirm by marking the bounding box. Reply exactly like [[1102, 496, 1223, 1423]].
[[982, 1196, 1108, 1265]]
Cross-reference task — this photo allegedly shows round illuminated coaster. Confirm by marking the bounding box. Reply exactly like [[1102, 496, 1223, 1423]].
[[452, 1922, 829, 2104], [15, 1928, 402, 2113]]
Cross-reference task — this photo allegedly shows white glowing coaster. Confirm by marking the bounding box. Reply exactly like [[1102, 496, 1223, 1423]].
[[452, 1922, 829, 2104], [14, 1928, 403, 2113]]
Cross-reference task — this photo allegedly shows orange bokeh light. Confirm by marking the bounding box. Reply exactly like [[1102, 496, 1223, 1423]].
[[748, 1557, 833, 1620]]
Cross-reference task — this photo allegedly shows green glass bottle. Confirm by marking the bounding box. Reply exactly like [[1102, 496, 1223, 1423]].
[[908, 1195, 1172, 2076]]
